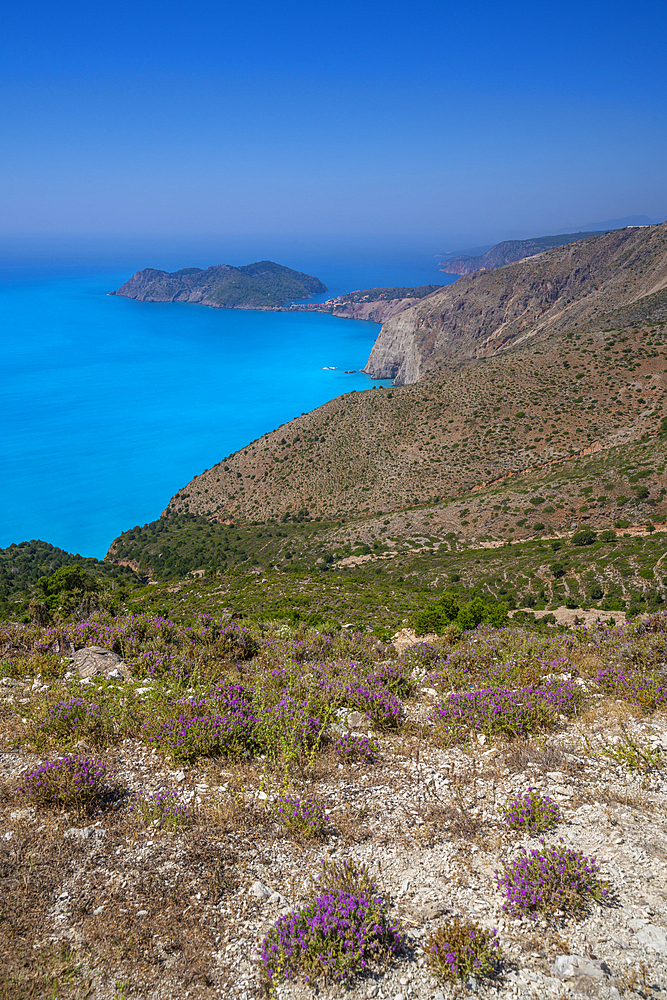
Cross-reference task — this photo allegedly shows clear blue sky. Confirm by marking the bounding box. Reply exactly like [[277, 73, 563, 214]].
[[2, 0, 666, 247]]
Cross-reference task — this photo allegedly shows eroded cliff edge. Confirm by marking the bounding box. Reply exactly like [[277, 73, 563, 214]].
[[364, 224, 667, 384]]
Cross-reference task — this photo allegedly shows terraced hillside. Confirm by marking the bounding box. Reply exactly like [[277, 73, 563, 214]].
[[101, 431, 667, 634]]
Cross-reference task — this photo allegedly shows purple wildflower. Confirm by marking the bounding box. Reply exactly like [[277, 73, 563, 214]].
[[18, 755, 111, 812], [502, 789, 562, 834], [495, 841, 612, 920]]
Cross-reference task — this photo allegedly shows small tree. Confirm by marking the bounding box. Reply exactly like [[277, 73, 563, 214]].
[[571, 527, 597, 546], [38, 564, 98, 598]]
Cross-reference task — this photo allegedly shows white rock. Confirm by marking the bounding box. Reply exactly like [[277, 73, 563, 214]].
[[64, 826, 106, 841], [268, 892, 287, 905], [10, 808, 34, 821], [250, 881, 272, 900], [72, 646, 124, 679], [635, 924, 667, 954], [552, 954, 607, 980]]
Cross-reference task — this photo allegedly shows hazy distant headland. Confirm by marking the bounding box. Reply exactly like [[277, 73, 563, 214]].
[[438, 230, 605, 275]]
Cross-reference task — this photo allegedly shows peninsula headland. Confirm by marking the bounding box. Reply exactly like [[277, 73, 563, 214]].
[[112, 259, 327, 309]]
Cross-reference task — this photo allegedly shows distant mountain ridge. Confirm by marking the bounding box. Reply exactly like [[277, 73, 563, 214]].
[[112, 260, 327, 309], [438, 217, 662, 276], [439, 231, 604, 275]]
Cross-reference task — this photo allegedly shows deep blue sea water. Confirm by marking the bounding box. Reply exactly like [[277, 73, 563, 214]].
[[0, 235, 456, 557]]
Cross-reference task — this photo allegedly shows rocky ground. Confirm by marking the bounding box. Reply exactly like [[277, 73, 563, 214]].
[[2, 627, 667, 1000]]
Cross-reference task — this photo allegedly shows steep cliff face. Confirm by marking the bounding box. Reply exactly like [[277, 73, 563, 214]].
[[365, 224, 667, 384], [113, 261, 327, 309], [360, 302, 431, 380]]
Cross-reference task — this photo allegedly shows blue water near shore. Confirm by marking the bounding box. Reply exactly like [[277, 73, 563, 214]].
[[0, 235, 456, 557]]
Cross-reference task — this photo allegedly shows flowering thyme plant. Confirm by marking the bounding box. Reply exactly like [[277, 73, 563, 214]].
[[595, 663, 667, 712], [426, 917, 501, 982], [134, 789, 192, 830], [430, 679, 582, 743], [501, 789, 562, 834], [333, 732, 380, 763], [345, 682, 403, 729], [142, 681, 258, 764], [495, 841, 612, 920], [273, 792, 326, 839], [18, 755, 112, 813], [43, 697, 101, 740], [260, 870, 403, 986], [315, 857, 379, 898]]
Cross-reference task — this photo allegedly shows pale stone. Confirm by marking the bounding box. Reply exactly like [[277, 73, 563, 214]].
[[635, 924, 667, 954], [72, 646, 125, 679]]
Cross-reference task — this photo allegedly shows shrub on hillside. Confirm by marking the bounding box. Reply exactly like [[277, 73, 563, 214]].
[[134, 789, 193, 830], [42, 697, 101, 742], [273, 792, 327, 839], [426, 918, 501, 982], [495, 842, 612, 920], [19, 755, 113, 813], [595, 663, 667, 711], [260, 861, 403, 986], [333, 732, 380, 763], [430, 679, 582, 743], [571, 528, 597, 546], [501, 789, 562, 834], [414, 593, 508, 635]]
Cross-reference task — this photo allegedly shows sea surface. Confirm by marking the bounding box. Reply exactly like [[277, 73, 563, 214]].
[[0, 235, 456, 557]]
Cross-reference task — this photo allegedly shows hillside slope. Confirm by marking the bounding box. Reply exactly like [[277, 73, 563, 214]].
[[161, 321, 667, 524], [112, 260, 327, 309], [365, 223, 667, 383], [108, 431, 667, 622]]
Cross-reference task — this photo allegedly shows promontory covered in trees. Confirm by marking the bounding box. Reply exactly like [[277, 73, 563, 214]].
[[112, 259, 327, 309]]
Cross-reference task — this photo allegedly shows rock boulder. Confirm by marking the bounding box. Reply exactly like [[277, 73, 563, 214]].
[[72, 646, 126, 680]]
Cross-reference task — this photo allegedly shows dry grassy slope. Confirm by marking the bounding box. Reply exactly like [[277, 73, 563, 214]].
[[364, 223, 667, 384], [166, 323, 667, 524], [306, 434, 667, 556]]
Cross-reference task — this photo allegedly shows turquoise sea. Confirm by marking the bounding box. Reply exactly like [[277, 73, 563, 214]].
[[0, 236, 456, 557]]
